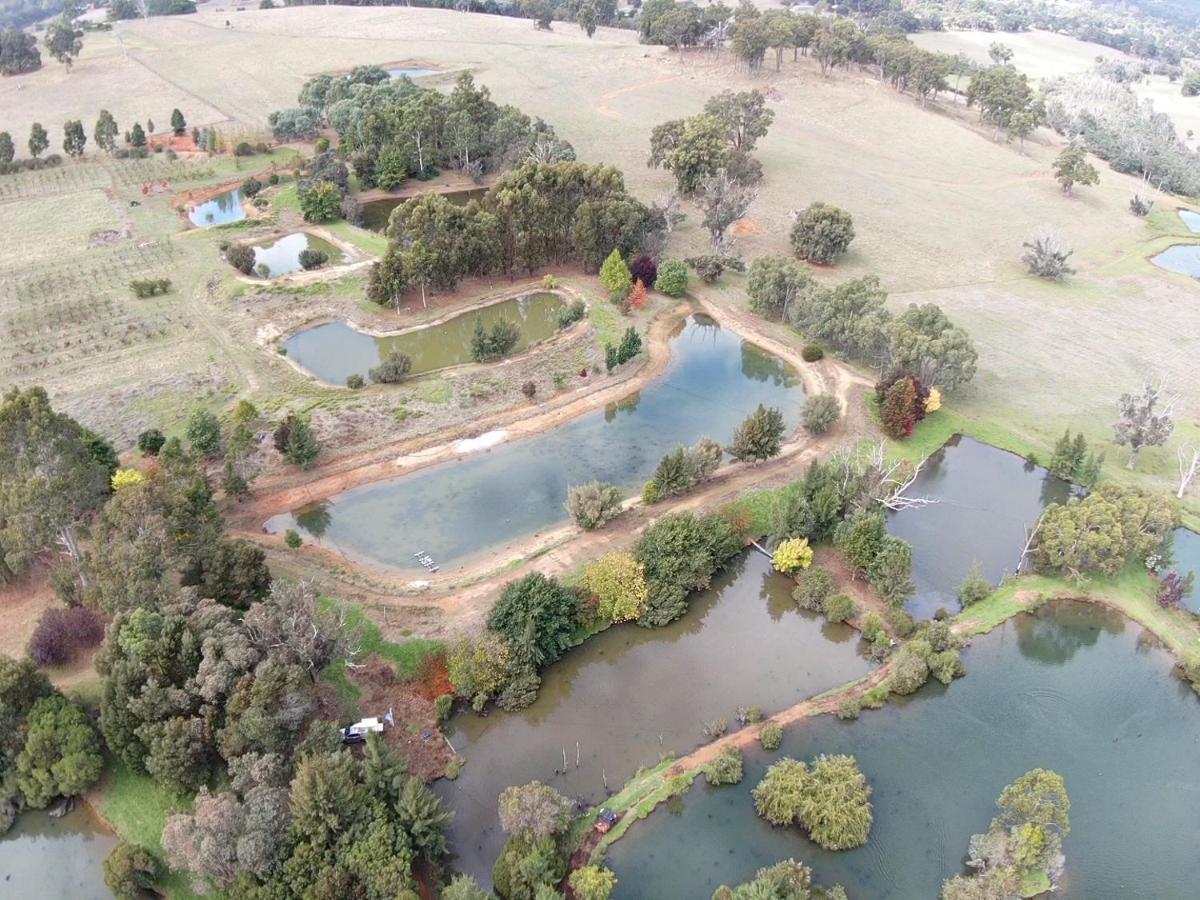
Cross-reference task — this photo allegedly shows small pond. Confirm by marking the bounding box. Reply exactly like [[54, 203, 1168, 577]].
[[282, 291, 566, 384], [389, 66, 438, 79], [437, 551, 874, 885], [0, 805, 118, 899], [252, 232, 346, 278], [362, 187, 488, 232], [1179, 209, 1200, 233], [1150, 243, 1200, 278], [1168, 527, 1200, 613], [186, 187, 245, 227], [607, 600, 1200, 898], [267, 315, 805, 570], [887, 435, 1073, 619]]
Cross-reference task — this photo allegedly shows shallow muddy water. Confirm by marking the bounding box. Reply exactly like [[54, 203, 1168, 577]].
[[887, 436, 1073, 618], [267, 315, 805, 571], [186, 187, 245, 227], [437, 551, 873, 884], [282, 291, 566, 384], [251, 232, 346, 278], [0, 805, 117, 899], [607, 600, 1200, 899]]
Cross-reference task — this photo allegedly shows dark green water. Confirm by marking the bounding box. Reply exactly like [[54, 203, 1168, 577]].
[[362, 187, 488, 232], [282, 291, 566, 385], [187, 187, 245, 227], [251, 232, 346, 278], [436, 551, 874, 885], [888, 435, 1074, 619], [0, 805, 117, 899], [1150, 244, 1200, 277], [267, 315, 805, 571], [606, 601, 1200, 899]]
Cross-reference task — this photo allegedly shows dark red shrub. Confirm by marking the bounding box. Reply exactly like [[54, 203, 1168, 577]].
[[1157, 570, 1194, 608], [629, 255, 658, 289], [27, 607, 105, 668]]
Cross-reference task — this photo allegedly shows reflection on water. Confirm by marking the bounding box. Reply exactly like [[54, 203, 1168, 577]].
[[267, 317, 806, 570], [362, 188, 489, 232], [1150, 243, 1200, 277], [282, 292, 566, 384], [0, 805, 118, 899], [887, 436, 1074, 618], [607, 601, 1200, 899], [187, 187, 245, 227], [251, 232, 346, 278], [436, 552, 873, 885]]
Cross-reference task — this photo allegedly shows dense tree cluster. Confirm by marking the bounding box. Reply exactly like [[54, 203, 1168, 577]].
[[0, 26, 40, 74], [941, 769, 1070, 899], [368, 162, 662, 308], [644, 437, 723, 502], [713, 858, 848, 900], [0, 657, 103, 833], [648, 89, 773, 195], [752, 754, 873, 850], [1047, 429, 1104, 486]]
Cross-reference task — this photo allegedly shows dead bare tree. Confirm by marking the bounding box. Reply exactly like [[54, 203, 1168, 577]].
[[243, 579, 361, 680], [1178, 443, 1200, 499], [830, 441, 938, 512]]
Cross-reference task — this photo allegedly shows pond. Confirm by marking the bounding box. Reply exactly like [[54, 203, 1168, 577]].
[[891, 436, 1197, 618], [1150, 243, 1200, 278], [887, 435, 1073, 619], [389, 66, 438, 79], [1179, 209, 1200, 233], [437, 551, 874, 885], [267, 315, 805, 571], [251, 232, 347, 278], [0, 805, 117, 899], [186, 187, 245, 227], [1169, 527, 1200, 613], [606, 600, 1200, 899], [282, 291, 567, 384], [361, 187, 488, 232]]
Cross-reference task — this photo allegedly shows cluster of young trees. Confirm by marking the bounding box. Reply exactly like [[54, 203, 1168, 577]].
[[368, 162, 663, 309], [748, 258, 978, 395], [1043, 70, 1200, 196], [0, 657, 104, 833], [941, 769, 1071, 900], [713, 858, 848, 900], [1031, 483, 1177, 578], [876, 371, 935, 440], [470, 318, 521, 362], [643, 436, 723, 503], [107, 0, 196, 21], [752, 753, 873, 850], [966, 62, 1043, 143], [1047, 429, 1104, 486]]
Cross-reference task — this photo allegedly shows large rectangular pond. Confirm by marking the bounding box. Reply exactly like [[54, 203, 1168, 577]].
[[606, 600, 1200, 898], [186, 187, 246, 227], [282, 291, 567, 385], [437, 551, 874, 885], [266, 315, 806, 571], [887, 435, 1074, 619]]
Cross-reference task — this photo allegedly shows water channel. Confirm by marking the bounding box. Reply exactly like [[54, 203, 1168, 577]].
[[437, 551, 874, 885], [606, 600, 1200, 898], [267, 315, 806, 571], [282, 291, 566, 384], [186, 187, 246, 227]]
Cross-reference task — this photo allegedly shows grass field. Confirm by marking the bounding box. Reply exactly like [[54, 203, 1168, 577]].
[[0, 7, 1197, 511]]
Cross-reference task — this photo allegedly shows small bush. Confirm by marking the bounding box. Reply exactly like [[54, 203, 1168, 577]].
[[760, 722, 783, 751], [655, 259, 689, 297], [836, 697, 861, 720], [887, 608, 915, 639], [565, 481, 624, 530], [521, 380, 537, 399], [234, 141, 255, 157], [435, 694, 453, 722], [284, 529, 303, 549], [702, 718, 728, 740], [268, 173, 280, 186], [129, 278, 171, 297], [27, 606, 105, 667], [793, 566, 835, 613], [860, 611, 885, 643], [541, 274, 559, 289], [641, 480, 660, 505], [226, 243, 256, 274], [702, 746, 744, 786], [557, 298, 586, 328], [1129, 194, 1154, 216], [802, 394, 840, 435], [861, 685, 889, 709], [369, 351, 413, 384], [801, 341, 825, 362], [346, 374, 364, 389], [470, 318, 521, 362], [629, 254, 658, 289], [241, 176, 263, 198], [957, 562, 992, 607], [824, 593, 856, 624], [737, 705, 764, 725], [298, 248, 328, 270], [315, 137, 330, 153], [137, 428, 166, 456]]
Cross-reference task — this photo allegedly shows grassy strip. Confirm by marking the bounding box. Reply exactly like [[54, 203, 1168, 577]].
[[318, 598, 443, 711], [99, 763, 203, 900], [573, 758, 696, 862]]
